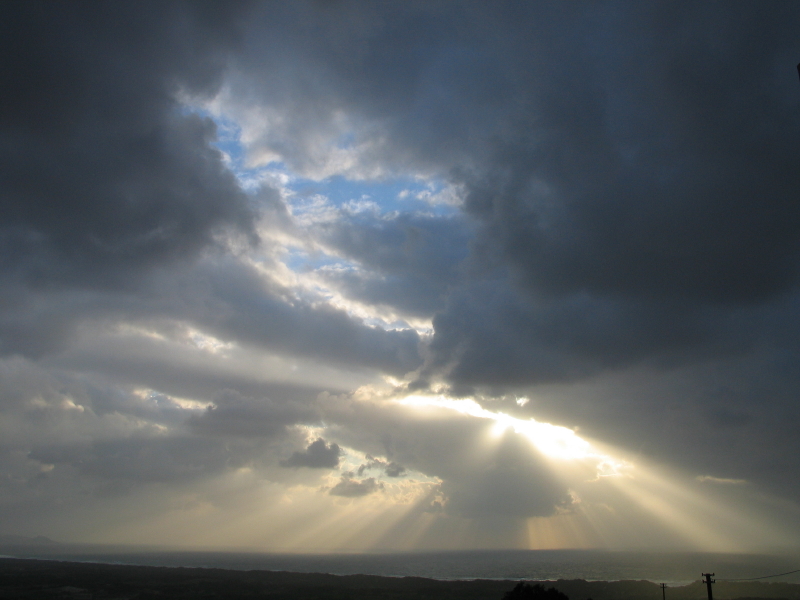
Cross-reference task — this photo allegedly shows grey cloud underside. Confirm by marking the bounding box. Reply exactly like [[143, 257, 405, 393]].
[[329, 476, 383, 498], [7, 0, 799, 385], [316, 212, 471, 317], [357, 455, 406, 478], [0, 1, 255, 289], [190, 390, 317, 439], [65, 254, 422, 376], [0, 363, 350, 531], [0, 255, 422, 378], [324, 398, 571, 518], [28, 436, 239, 485], [280, 438, 342, 469], [1, 1, 422, 376], [197, 259, 422, 376], [531, 353, 800, 499], [227, 2, 800, 387]]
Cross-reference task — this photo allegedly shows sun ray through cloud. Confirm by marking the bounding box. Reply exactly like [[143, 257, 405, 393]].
[[2, 1, 800, 565]]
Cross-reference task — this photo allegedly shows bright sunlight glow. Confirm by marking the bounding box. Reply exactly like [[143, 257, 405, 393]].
[[396, 395, 628, 471]]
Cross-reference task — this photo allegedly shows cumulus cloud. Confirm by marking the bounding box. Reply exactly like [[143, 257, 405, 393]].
[[0, 1, 255, 361], [329, 476, 383, 497], [0, 1, 255, 291], [281, 438, 342, 469], [356, 455, 406, 478]]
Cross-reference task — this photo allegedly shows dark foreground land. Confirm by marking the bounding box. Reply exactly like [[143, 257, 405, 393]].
[[2, 558, 800, 600]]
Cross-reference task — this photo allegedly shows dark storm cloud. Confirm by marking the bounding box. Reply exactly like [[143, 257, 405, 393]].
[[11, 0, 797, 388], [316, 212, 471, 317], [227, 1, 800, 387], [0, 0, 424, 379], [454, 3, 800, 306], [437, 3, 800, 386], [0, 1, 256, 290], [421, 279, 762, 388], [280, 438, 342, 469]]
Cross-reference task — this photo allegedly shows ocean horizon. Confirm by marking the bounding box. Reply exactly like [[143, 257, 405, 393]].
[[2, 547, 799, 587]]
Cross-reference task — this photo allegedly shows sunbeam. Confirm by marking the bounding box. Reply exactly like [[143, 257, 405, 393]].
[[397, 395, 629, 472]]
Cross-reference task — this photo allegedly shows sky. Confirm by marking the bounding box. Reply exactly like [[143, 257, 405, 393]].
[[2, 1, 800, 554]]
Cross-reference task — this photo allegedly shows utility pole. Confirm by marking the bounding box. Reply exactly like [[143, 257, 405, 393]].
[[660, 583, 667, 600], [702, 573, 715, 600]]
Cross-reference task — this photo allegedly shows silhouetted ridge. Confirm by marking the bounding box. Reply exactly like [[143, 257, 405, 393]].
[[504, 582, 570, 600]]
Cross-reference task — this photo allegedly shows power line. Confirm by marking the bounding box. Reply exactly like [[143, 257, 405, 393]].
[[717, 568, 800, 582]]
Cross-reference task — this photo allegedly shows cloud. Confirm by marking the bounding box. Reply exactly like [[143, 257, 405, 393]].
[[28, 436, 236, 484], [0, 2, 256, 291], [3, 1, 800, 550], [217, 2, 800, 389], [0, 2, 261, 362], [418, 279, 764, 389], [696, 475, 749, 485], [188, 258, 424, 376], [189, 390, 315, 439], [322, 393, 573, 518], [356, 455, 406, 478], [329, 476, 383, 498], [437, 431, 574, 518], [281, 438, 342, 469], [315, 212, 471, 317]]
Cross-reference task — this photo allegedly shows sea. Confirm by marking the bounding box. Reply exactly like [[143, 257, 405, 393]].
[[2, 547, 800, 586]]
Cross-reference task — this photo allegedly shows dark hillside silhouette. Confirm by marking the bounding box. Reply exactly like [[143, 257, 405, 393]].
[[4, 558, 800, 600], [503, 582, 570, 600]]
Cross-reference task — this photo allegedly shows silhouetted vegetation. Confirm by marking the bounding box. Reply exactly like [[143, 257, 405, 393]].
[[503, 582, 570, 600], [2, 558, 800, 600]]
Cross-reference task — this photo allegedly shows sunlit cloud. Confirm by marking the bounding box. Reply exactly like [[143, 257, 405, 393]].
[[696, 475, 749, 485], [397, 395, 629, 470]]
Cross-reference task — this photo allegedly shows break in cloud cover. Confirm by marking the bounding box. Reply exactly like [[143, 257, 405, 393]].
[[2, 1, 800, 552]]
